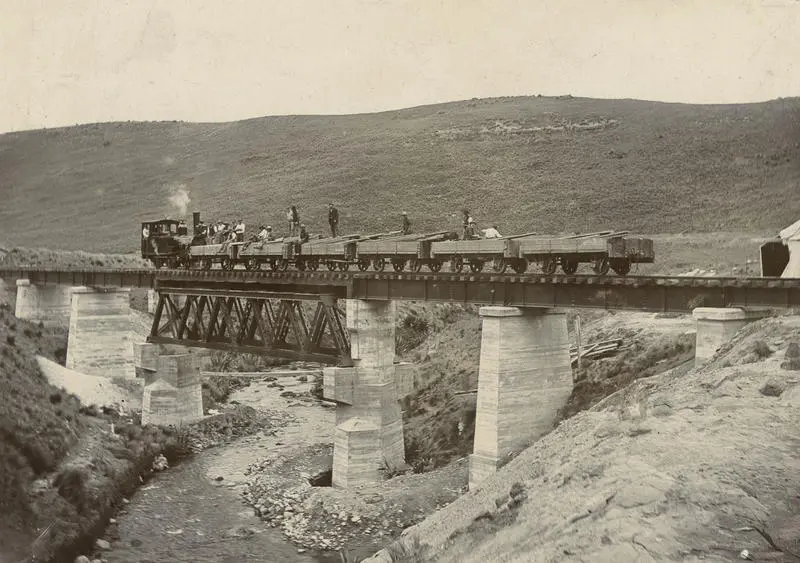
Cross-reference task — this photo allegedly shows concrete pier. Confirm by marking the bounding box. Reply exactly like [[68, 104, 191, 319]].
[[326, 299, 413, 489], [134, 342, 159, 381], [14, 279, 73, 328], [141, 353, 204, 426], [692, 307, 772, 365], [469, 306, 573, 490], [66, 287, 135, 378]]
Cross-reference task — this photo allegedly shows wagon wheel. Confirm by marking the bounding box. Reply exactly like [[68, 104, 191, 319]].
[[307, 258, 319, 271], [492, 257, 507, 274], [296, 259, 307, 271], [392, 259, 407, 272], [357, 258, 370, 272], [373, 257, 386, 272], [338, 262, 349, 271], [429, 260, 442, 273], [326, 260, 337, 271], [592, 257, 610, 275], [512, 259, 528, 274], [269, 258, 279, 271], [220, 257, 232, 271], [276, 258, 289, 271], [450, 256, 464, 273], [540, 257, 557, 275], [469, 260, 484, 273], [202, 258, 213, 270], [409, 259, 422, 273], [244, 258, 258, 271], [561, 259, 578, 275], [611, 258, 631, 276]]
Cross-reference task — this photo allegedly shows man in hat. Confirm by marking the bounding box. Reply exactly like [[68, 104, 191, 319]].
[[299, 223, 309, 243], [328, 203, 339, 238], [401, 212, 411, 234]]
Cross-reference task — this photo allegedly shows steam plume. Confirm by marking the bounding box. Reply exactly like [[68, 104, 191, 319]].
[[167, 185, 191, 217]]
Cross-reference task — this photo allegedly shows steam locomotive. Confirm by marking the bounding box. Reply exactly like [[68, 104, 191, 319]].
[[140, 212, 654, 275]]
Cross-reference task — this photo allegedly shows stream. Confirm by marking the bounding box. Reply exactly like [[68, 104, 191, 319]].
[[104, 377, 343, 563]]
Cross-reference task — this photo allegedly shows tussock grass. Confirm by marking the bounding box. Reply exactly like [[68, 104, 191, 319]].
[[1, 96, 798, 254]]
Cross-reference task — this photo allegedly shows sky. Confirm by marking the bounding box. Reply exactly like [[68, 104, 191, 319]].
[[2, 0, 799, 133]]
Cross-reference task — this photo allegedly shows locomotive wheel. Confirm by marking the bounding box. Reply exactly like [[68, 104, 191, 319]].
[[392, 259, 406, 272], [357, 258, 370, 272], [326, 260, 337, 271], [450, 256, 464, 273], [561, 259, 578, 275], [541, 257, 557, 275], [338, 262, 349, 271], [307, 258, 320, 271], [469, 260, 484, 273], [492, 257, 507, 274], [429, 260, 442, 273], [167, 256, 178, 269], [409, 259, 422, 273], [592, 257, 610, 275], [512, 259, 528, 274], [611, 259, 631, 276], [373, 257, 386, 272]]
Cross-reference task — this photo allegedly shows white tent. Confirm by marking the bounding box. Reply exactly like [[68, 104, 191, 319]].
[[780, 219, 800, 278]]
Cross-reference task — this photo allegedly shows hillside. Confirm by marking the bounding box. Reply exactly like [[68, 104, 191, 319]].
[[1, 96, 799, 253], [369, 314, 800, 563]]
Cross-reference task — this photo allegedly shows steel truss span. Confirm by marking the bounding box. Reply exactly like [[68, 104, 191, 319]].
[[149, 290, 352, 365]]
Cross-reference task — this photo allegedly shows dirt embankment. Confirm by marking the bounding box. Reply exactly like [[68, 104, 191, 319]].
[[397, 304, 699, 473], [366, 314, 800, 563], [0, 296, 265, 563]]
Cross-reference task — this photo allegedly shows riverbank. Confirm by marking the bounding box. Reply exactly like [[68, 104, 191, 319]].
[[216, 374, 465, 561], [99, 402, 343, 563]]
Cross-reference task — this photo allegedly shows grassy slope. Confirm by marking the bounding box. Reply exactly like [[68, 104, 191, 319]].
[[1, 96, 799, 254], [373, 316, 800, 563]]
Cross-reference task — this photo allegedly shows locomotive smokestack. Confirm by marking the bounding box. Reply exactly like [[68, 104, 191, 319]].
[[193, 212, 200, 235]]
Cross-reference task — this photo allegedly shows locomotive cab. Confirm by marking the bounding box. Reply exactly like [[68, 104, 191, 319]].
[[141, 218, 190, 268]]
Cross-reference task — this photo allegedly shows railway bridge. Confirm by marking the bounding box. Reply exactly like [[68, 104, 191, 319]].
[[2, 266, 798, 489]]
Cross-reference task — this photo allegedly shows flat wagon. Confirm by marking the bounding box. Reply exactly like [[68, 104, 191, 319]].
[[512, 232, 654, 275], [354, 231, 456, 272]]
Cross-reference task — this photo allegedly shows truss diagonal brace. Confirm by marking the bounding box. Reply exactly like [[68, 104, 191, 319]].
[[148, 291, 352, 365]]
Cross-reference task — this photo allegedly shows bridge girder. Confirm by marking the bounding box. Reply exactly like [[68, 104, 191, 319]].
[[148, 290, 352, 365]]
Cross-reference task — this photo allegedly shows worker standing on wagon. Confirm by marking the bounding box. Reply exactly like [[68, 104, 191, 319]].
[[465, 219, 479, 240], [462, 209, 474, 239], [328, 203, 339, 238], [234, 219, 246, 242], [401, 212, 411, 234], [288, 206, 299, 236], [299, 223, 309, 243]]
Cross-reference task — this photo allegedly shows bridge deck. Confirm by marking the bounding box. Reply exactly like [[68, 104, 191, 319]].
[[1, 267, 798, 313]]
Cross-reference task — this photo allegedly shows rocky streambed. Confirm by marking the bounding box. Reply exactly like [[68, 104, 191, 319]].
[[91, 373, 466, 562]]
